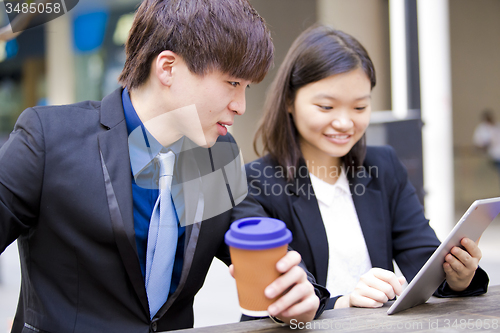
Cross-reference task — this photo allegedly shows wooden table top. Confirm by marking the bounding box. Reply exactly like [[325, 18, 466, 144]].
[[172, 285, 500, 332]]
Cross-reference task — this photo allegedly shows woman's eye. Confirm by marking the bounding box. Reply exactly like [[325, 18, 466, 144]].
[[317, 105, 333, 110], [228, 81, 240, 87]]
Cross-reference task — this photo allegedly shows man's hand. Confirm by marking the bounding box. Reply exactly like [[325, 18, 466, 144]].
[[229, 251, 319, 324], [265, 251, 319, 324], [334, 268, 406, 309], [444, 237, 481, 292]]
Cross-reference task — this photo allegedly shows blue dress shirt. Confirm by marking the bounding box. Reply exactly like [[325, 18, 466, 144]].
[[122, 88, 185, 295]]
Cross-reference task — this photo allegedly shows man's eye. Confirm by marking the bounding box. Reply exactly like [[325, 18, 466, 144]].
[[355, 106, 367, 111], [228, 81, 240, 87]]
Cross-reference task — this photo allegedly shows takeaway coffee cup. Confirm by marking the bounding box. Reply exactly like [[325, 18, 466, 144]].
[[225, 217, 292, 316]]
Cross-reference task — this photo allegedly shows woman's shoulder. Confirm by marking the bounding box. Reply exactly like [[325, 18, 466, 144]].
[[364, 145, 399, 167], [363, 145, 408, 185], [245, 154, 278, 173], [365, 145, 397, 158]]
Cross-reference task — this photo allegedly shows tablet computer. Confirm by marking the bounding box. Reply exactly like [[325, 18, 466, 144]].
[[387, 197, 500, 315]]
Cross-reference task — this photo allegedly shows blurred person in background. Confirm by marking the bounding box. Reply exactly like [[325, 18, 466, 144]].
[[473, 108, 500, 184]]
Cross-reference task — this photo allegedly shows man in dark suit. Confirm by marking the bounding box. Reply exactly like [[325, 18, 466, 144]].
[[0, 1, 329, 332]]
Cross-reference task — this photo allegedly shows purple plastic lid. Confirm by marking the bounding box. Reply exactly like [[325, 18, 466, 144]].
[[225, 217, 292, 250]]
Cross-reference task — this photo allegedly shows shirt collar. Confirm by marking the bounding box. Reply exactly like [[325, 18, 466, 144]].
[[309, 167, 350, 206], [122, 87, 141, 137], [122, 88, 183, 179]]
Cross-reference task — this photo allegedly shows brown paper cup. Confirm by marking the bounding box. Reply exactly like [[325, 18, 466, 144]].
[[229, 244, 288, 316]]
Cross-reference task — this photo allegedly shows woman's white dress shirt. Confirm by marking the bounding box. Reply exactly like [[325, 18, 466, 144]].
[[309, 168, 372, 296]]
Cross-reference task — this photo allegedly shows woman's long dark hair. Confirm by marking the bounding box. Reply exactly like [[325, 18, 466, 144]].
[[254, 24, 376, 181]]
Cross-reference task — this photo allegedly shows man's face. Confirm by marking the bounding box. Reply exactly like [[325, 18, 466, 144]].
[[167, 62, 251, 147]]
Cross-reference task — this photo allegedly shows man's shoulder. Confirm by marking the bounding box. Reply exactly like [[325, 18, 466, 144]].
[[35, 87, 122, 114], [28, 100, 101, 121], [27, 88, 124, 128], [12, 100, 102, 137]]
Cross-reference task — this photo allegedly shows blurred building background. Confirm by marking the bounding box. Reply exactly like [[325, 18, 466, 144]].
[[0, 0, 499, 331]]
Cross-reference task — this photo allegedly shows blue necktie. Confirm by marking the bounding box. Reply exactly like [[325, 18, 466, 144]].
[[145, 151, 178, 319]]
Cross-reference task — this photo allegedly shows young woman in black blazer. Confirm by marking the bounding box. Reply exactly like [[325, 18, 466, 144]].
[[233, 25, 488, 310]]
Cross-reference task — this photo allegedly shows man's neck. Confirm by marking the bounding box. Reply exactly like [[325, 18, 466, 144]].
[[128, 84, 183, 148], [129, 82, 167, 124]]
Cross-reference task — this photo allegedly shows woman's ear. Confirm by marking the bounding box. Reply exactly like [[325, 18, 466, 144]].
[[155, 50, 178, 87]]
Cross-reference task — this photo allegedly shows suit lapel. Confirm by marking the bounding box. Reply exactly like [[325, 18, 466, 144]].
[[98, 89, 149, 317], [349, 166, 389, 269], [290, 168, 329, 287]]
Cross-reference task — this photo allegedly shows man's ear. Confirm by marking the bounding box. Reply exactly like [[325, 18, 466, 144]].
[[155, 50, 178, 87]]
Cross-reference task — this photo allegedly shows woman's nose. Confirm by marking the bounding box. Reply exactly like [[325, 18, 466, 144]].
[[332, 115, 353, 130]]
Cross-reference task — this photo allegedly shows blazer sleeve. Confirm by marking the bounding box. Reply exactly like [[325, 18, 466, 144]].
[[386, 147, 488, 297], [0, 108, 45, 253]]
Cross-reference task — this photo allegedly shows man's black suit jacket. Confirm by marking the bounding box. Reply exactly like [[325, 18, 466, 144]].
[[0, 88, 329, 332]]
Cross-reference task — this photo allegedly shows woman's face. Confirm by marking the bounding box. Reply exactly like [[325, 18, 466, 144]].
[[290, 67, 372, 166]]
